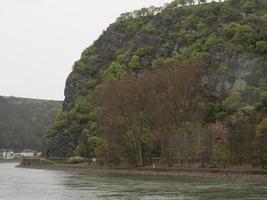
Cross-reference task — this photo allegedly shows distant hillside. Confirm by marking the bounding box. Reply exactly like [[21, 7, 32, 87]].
[[0, 96, 61, 151]]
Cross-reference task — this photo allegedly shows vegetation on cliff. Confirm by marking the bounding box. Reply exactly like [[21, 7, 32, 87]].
[[46, 0, 267, 168], [0, 96, 61, 151]]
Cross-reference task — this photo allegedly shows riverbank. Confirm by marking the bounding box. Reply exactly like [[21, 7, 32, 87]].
[[17, 160, 267, 181], [2, 162, 267, 200], [0, 158, 21, 163]]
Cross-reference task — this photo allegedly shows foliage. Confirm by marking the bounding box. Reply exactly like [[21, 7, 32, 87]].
[[103, 62, 127, 80], [128, 55, 142, 72], [256, 118, 267, 168], [94, 59, 204, 165], [256, 41, 267, 54], [0, 96, 61, 151], [87, 137, 107, 159]]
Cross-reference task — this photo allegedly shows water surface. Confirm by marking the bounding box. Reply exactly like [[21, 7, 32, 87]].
[[0, 162, 267, 200]]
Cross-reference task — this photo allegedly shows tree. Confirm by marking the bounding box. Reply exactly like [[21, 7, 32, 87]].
[[177, 0, 186, 6], [153, 59, 204, 166], [256, 118, 267, 168], [241, 1, 257, 14], [103, 62, 127, 80], [96, 72, 155, 166], [228, 0, 242, 6], [74, 143, 88, 157], [87, 136, 107, 160], [221, 23, 255, 49], [128, 55, 141, 72], [256, 41, 267, 54], [96, 59, 204, 166]]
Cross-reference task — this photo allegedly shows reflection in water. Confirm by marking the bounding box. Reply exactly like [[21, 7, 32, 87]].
[[0, 162, 267, 200]]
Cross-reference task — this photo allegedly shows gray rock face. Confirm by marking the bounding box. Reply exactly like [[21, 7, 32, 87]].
[[212, 49, 254, 97], [63, 72, 81, 111], [63, 27, 131, 111]]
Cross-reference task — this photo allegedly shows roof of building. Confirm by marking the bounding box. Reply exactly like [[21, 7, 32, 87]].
[[22, 149, 35, 153]]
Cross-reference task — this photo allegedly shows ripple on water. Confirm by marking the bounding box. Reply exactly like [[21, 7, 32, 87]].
[[1, 163, 267, 200]]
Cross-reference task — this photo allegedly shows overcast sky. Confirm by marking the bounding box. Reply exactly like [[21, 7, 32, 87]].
[[0, 0, 171, 100]]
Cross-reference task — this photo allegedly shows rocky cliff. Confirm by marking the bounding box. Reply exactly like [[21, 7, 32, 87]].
[[48, 0, 267, 157]]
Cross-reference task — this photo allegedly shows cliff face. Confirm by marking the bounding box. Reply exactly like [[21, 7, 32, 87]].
[[63, 0, 265, 110], [64, 35, 138, 110], [49, 0, 267, 157]]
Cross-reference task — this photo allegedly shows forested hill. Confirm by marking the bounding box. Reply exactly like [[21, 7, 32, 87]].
[[0, 96, 61, 151], [47, 0, 267, 167]]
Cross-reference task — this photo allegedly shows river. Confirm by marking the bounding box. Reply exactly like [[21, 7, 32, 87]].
[[0, 162, 267, 200]]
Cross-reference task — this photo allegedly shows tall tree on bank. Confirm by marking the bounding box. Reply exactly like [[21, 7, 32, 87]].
[[95, 59, 204, 166], [152, 59, 204, 166]]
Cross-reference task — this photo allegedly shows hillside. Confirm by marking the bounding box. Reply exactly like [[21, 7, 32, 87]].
[[0, 96, 61, 151], [46, 0, 267, 167]]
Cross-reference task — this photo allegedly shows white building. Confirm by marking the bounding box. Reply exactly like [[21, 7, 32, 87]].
[[2, 149, 15, 159], [21, 149, 36, 158]]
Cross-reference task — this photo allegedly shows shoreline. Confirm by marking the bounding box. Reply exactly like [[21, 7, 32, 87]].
[[16, 162, 267, 181]]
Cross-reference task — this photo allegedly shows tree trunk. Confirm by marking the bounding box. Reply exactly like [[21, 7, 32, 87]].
[[184, 132, 189, 167], [138, 146, 143, 166], [177, 148, 181, 167]]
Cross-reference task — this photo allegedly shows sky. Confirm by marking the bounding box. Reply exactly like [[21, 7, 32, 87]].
[[0, 0, 171, 101]]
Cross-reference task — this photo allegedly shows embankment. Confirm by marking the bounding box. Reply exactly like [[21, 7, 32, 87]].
[[17, 158, 267, 181]]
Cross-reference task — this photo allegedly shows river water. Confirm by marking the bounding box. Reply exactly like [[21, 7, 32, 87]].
[[0, 162, 267, 200]]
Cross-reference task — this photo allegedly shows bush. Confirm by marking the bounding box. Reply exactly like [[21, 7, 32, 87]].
[[256, 41, 267, 54]]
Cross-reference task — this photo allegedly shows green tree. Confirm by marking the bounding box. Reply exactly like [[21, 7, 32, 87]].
[[256, 118, 267, 168], [88, 136, 107, 160], [103, 62, 127, 80], [241, 1, 257, 14], [256, 41, 267, 54], [221, 23, 255, 49], [223, 90, 242, 112], [75, 143, 88, 157], [177, 0, 186, 6], [128, 55, 141, 72]]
